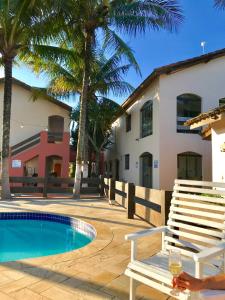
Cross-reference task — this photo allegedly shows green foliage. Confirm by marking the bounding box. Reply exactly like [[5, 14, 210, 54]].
[[0, 0, 61, 198], [0, 1, 60, 62], [201, 193, 223, 198], [215, 0, 225, 9], [71, 96, 124, 151]]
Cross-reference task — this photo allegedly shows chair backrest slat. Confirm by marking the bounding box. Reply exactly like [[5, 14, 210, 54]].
[[167, 220, 223, 239], [174, 179, 225, 188], [165, 179, 225, 256], [173, 192, 225, 204], [168, 229, 220, 245], [171, 205, 224, 220], [174, 185, 225, 196], [169, 213, 224, 229], [171, 199, 225, 212]]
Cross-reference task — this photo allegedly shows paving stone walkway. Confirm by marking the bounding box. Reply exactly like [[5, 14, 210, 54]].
[[0, 195, 174, 300]]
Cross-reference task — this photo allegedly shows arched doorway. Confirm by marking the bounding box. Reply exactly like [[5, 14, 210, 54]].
[[46, 155, 62, 177], [140, 152, 153, 188], [177, 152, 202, 180]]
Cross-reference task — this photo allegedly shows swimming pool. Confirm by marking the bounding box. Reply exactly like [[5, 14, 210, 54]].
[[0, 212, 96, 262]]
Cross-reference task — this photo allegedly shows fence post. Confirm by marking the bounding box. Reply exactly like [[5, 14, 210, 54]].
[[109, 178, 115, 203], [165, 191, 172, 224], [99, 175, 105, 196], [127, 182, 135, 219]]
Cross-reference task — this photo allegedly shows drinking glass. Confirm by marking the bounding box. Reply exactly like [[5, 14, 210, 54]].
[[169, 249, 182, 296]]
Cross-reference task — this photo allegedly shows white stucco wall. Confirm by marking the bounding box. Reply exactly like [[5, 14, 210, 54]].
[[211, 117, 225, 183], [0, 83, 71, 147], [105, 79, 160, 187], [106, 56, 225, 190], [159, 57, 225, 189]]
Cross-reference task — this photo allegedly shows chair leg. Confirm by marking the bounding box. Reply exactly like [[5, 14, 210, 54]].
[[130, 278, 137, 300]]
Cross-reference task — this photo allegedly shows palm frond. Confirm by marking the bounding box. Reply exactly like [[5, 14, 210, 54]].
[[103, 27, 141, 75], [214, 0, 225, 9], [111, 0, 183, 34]]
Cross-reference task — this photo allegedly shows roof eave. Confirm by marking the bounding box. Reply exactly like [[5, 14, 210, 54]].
[[121, 47, 225, 112], [0, 77, 72, 112]]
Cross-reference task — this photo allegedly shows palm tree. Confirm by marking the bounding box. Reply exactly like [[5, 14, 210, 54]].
[[56, 0, 183, 197], [29, 48, 133, 174], [215, 0, 225, 9], [0, 0, 61, 199]]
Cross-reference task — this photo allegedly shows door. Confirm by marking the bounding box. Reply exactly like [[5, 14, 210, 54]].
[[140, 153, 152, 188], [54, 163, 61, 177]]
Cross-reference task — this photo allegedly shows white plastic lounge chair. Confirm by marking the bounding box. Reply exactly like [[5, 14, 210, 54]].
[[125, 179, 225, 300]]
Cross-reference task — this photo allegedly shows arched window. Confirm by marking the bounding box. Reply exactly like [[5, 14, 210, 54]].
[[48, 115, 64, 132], [219, 98, 225, 107], [140, 152, 153, 188], [177, 152, 202, 180], [177, 94, 201, 133], [140, 101, 153, 138], [48, 115, 64, 142]]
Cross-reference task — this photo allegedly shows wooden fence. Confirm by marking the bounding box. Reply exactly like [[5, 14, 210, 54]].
[[104, 178, 172, 226], [1, 176, 103, 197]]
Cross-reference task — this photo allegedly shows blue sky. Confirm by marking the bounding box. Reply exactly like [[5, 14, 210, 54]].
[[3, 0, 225, 105]]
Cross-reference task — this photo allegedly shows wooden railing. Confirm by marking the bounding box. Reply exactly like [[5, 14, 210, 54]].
[[11, 133, 41, 156], [104, 178, 172, 226], [47, 132, 63, 143], [0, 176, 103, 197]]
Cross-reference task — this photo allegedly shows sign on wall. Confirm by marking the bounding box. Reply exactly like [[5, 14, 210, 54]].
[[154, 160, 159, 168], [12, 160, 22, 168]]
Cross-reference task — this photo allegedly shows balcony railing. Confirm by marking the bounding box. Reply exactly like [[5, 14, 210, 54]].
[[48, 132, 63, 143], [11, 133, 41, 156]]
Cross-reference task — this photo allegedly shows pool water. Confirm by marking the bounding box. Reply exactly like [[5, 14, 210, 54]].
[[0, 219, 93, 262]]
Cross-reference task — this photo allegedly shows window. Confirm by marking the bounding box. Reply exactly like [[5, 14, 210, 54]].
[[48, 115, 64, 142], [140, 101, 153, 138], [109, 161, 112, 172], [126, 114, 131, 132], [125, 154, 130, 170], [177, 152, 202, 180], [177, 94, 201, 133], [219, 98, 225, 106]]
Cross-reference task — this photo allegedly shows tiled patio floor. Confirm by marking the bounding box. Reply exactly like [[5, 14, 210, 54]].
[[0, 195, 174, 300]]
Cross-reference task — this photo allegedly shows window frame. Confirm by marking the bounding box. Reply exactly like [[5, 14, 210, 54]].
[[219, 98, 225, 107], [140, 100, 153, 138], [177, 152, 202, 180], [140, 152, 153, 188], [176, 94, 201, 134], [126, 114, 131, 132], [125, 154, 130, 170]]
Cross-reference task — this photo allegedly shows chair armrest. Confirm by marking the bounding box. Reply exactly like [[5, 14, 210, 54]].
[[193, 242, 225, 263], [125, 226, 167, 241]]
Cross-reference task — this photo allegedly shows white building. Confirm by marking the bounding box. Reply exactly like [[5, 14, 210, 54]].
[[105, 48, 225, 190], [0, 78, 71, 178], [186, 104, 225, 184]]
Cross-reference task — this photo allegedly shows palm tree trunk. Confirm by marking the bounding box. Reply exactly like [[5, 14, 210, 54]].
[[82, 130, 89, 186], [1, 58, 13, 200], [73, 31, 92, 198]]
